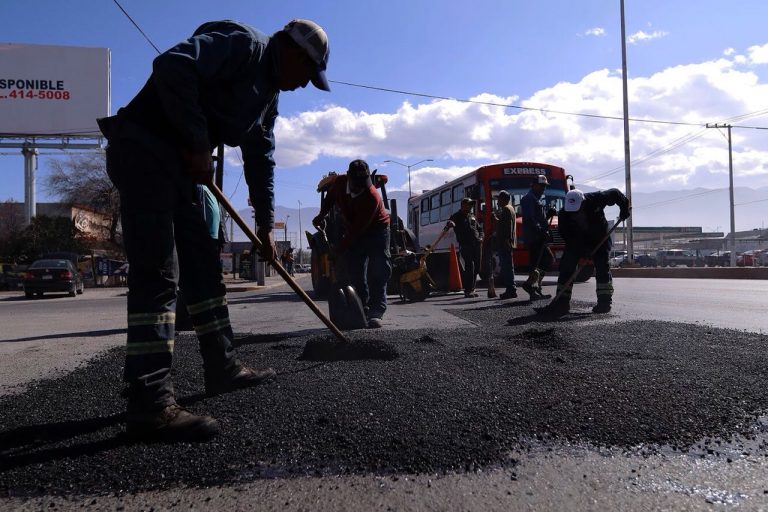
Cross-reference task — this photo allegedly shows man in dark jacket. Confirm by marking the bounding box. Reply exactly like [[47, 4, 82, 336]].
[[446, 197, 483, 298], [312, 160, 392, 328], [541, 188, 630, 315], [98, 19, 331, 442], [520, 175, 553, 299]]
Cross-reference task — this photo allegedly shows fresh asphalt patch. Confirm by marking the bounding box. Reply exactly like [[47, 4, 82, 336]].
[[2, 301, 768, 497]]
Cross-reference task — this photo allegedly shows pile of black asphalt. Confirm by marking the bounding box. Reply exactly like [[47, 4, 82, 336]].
[[2, 299, 768, 497]]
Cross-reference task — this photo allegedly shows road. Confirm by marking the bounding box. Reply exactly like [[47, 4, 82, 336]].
[[1, 276, 767, 510]]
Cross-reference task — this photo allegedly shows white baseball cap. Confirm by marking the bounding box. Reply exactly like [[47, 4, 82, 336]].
[[564, 189, 585, 212], [536, 175, 549, 185], [283, 19, 330, 91]]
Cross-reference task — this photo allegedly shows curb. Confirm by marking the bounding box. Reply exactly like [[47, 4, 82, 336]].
[[611, 267, 768, 279]]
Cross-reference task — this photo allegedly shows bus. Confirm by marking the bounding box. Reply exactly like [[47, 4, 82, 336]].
[[406, 161, 574, 286]]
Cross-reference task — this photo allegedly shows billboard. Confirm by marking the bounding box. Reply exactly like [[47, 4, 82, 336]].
[[0, 43, 110, 136]]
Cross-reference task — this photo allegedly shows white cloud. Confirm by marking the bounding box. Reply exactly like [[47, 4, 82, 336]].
[[747, 43, 768, 64], [627, 30, 668, 44], [582, 27, 605, 37], [272, 46, 768, 195]]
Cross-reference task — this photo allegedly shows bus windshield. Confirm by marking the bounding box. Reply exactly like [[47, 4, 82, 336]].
[[488, 177, 567, 214]]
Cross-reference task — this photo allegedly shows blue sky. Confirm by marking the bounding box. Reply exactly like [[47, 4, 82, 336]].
[[1, 0, 767, 230]]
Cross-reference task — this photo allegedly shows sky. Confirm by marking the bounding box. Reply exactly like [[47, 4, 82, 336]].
[[1, 0, 767, 232]]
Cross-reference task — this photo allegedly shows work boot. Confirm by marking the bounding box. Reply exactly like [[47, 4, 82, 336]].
[[592, 302, 612, 314], [367, 317, 383, 328], [125, 403, 220, 442], [534, 299, 570, 317], [205, 362, 277, 396], [521, 282, 535, 297], [499, 289, 518, 300]]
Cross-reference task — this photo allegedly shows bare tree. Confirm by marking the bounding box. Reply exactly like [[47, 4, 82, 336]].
[[44, 152, 121, 243]]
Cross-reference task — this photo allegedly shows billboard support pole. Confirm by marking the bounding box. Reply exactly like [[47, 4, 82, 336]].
[[22, 143, 38, 226]]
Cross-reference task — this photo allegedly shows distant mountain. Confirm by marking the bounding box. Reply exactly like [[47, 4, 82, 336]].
[[225, 186, 768, 242]]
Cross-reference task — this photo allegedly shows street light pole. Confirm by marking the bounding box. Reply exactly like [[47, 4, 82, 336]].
[[382, 158, 434, 197], [285, 215, 290, 243], [297, 200, 302, 251]]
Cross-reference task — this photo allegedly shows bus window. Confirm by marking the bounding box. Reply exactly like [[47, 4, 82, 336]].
[[451, 185, 464, 213], [430, 194, 440, 223], [440, 189, 452, 221], [420, 198, 430, 226]]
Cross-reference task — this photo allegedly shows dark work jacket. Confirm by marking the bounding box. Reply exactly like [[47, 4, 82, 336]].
[[521, 188, 547, 243], [558, 189, 629, 256], [495, 204, 517, 248], [448, 210, 482, 248], [106, 20, 279, 228]]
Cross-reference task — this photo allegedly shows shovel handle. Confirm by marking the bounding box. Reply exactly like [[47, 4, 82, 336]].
[[207, 182, 349, 343]]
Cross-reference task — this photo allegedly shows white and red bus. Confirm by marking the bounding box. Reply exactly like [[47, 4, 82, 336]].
[[406, 161, 573, 280]]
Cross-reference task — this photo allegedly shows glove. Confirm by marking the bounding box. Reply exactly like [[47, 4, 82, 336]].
[[619, 208, 631, 222], [546, 207, 557, 219], [312, 215, 326, 230], [181, 150, 214, 184], [444, 220, 456, 231], [578, 257, 592, 267]]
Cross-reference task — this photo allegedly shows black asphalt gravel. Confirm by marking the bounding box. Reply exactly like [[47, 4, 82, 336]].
[[2, 299, 768, 497]]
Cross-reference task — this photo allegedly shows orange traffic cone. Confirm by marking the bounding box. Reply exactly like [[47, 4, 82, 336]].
[[448, 243, 463, 292]]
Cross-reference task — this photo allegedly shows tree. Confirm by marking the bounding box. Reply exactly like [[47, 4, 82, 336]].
[[44, 152, 121, 243], [0, 215, 86, 263]]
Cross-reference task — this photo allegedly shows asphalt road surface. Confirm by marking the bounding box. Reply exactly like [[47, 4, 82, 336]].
[[1, 275, 767, 511]]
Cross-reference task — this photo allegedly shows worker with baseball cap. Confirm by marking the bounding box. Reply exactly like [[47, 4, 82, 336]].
[[97, 18, 331, 442], [495, 190, 518, 300], [445, 197, 483, 298], [313, 160, 392, 328], [538, 188, 630, 316], [520, 175, 554, 299]]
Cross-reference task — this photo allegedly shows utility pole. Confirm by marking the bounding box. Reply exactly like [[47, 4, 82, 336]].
[[706, 123, 737, 267], [297, 200, 303, 263], [620, 0, 634, 264]]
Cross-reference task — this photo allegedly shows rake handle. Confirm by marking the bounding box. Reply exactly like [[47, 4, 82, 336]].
[[207, 182, 349, 343]]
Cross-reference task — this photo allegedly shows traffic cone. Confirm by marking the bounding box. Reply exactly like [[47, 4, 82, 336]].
[[448, 243, 463, 292]]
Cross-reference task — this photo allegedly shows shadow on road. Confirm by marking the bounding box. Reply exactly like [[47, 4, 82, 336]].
[[0, 412, 129, 471], [2, 328, 126, 343]]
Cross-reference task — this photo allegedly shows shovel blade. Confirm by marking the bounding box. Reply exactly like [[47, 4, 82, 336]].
[[329, 285, 368, 330]]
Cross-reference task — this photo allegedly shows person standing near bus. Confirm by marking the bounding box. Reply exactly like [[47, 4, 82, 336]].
[[495, 190, 517, 300], [445, 197, 483, 298], [520, 175, 554, 299]]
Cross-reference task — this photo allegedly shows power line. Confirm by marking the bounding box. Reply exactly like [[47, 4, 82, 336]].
[[632, 188, 725, 210], [735, 197, 768, 206], [111, 0, 161, 55], [330, 80, 768, 130]]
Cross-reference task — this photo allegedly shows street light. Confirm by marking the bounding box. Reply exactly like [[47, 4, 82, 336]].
[[382, 158, 434, 198]]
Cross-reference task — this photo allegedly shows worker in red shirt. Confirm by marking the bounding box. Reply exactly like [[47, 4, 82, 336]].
[[313, 160, 392, 328]]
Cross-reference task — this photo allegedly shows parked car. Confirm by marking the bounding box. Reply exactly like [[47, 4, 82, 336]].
[[757, 249, 768, 266], [656, 249, 704, 267], [23, 259, 84, 298], [737, 250, 761, 267], [705, 252, 732, 267], [612, 254, 656, 267]]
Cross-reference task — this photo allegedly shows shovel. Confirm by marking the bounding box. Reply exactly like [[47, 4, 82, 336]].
[[535, 217, 622, 313], [321, 231, 368, 330], [207, 182, 349, 342]]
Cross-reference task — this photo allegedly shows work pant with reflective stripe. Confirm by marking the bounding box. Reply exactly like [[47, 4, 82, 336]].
[[556, 244, 613, 304], [108, 134, 236, 411]]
